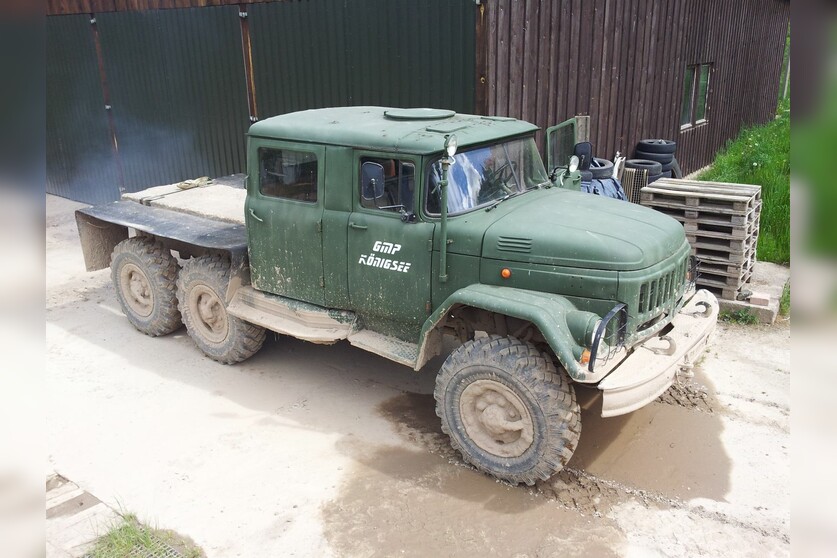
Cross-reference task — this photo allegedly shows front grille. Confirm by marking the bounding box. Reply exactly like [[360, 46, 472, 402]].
[[637, 253, 689, 317]]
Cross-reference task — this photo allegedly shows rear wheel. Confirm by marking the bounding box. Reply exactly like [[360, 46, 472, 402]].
[[177, 255, 266, 364], [434, 335, 580, 485], [110, 237, 181, 336]]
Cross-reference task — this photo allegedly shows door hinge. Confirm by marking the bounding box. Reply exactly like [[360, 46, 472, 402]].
[[319, 276, 325, 288], [316, 219, 322, 233], [427, 239, 433, 252]]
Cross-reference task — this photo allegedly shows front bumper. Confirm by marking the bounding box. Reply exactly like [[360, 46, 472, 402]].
[[597, 288, 718, 417]]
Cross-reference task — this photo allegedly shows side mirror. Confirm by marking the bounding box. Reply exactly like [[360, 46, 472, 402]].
[[361, 162, 386, 201]]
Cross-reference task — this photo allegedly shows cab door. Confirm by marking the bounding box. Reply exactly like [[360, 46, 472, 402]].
[[347, 153, 433, 335], [245, 140, 326, 306]]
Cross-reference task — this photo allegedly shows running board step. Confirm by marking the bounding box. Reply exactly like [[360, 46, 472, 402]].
[[227, 287, 356, 344], [347, 330, 418, 368]]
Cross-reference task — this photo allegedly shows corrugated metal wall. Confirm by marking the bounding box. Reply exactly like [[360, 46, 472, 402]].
[[250, 0, 475, 118], [484, 0, 790, 174], [46, 0, 476, 203], [46, 15, 120, 204], [97, 6, 250, 193]]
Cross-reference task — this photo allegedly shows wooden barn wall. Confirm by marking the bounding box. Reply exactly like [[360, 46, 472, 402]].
[[483, 0, 790, 174]]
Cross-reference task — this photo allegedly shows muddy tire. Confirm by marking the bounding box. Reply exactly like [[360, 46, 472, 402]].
[[177, 254, 266, 364], [110, 237, 181, 336], [434, 335, 580, 485]]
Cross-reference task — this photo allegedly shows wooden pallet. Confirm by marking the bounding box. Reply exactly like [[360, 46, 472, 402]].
[[687, 235, 748, 253], [697, 283, 742, 301], [698, 259, 754, 279], [652, 178, 761, 201], [640, 179, 762, 295], [697, 260, 755, 288], [652, 205, 756, 226], [683, 217, 758, 240], [692, 243, 755, 264], [641, 190, 756, 215]]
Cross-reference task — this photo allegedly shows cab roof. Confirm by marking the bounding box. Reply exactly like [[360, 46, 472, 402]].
[[247, 106, 539, 155]]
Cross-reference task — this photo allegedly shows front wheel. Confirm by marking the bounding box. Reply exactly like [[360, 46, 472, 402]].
[[434, 335, 580, 485], [177, 255, 266, 364]]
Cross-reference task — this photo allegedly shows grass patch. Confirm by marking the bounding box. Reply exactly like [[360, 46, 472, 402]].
[[780, 281, 790, 317], [698, 98, 790, 264], [88, 514, 203, 558], [720, 309, 759, 325]]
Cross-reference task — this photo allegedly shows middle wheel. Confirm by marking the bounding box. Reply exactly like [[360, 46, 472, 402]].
[[177, 254, 266, 364], [434, 335, 580, 485]]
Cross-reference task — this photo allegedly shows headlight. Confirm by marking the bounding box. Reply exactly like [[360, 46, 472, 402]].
[[588, 319, 602, 346], [566, 311, 601, 348]]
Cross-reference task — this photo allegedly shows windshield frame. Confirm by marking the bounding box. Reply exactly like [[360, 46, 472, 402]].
[[422, 135, 549, 218]]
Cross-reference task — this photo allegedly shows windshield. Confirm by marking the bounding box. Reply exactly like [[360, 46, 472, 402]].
[[426, 137, 549, 215]]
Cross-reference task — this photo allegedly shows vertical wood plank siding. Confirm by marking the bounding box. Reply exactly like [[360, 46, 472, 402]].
[[486, 0, 789, 174]]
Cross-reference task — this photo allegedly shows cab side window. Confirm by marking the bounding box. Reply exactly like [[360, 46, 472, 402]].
[[259, 147, 318, 202], [359, 157, 415, 213]]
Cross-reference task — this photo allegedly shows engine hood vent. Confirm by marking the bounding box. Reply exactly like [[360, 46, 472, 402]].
[[496, 236, 532, 254]]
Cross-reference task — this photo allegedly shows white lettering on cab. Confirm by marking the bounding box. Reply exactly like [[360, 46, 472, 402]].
[[358, 240, 411, 273]]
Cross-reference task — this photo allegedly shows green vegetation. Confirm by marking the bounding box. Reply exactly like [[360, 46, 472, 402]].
[[720, 309, 760, 325], [780, 281, 790, 317], [699, 98, 790, 264], [88, 514, 203, 558]]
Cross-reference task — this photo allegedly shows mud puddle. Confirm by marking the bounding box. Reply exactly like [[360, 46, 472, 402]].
[[655, 380, 716, 413], [321, 390, 786, 556]]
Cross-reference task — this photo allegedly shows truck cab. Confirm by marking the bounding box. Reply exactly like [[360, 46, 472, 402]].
[[76, 106, 718, 486]]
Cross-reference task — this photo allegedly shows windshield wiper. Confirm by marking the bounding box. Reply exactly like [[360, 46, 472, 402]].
[[485, 190, 526, 212]]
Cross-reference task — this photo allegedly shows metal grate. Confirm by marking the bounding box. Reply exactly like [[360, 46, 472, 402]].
[[621, 167, 648, 204], [84, 530, 186, 558]]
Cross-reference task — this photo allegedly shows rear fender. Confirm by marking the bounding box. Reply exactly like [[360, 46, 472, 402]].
[[416, 284, 591, 380], [75, 203, 250, 302]]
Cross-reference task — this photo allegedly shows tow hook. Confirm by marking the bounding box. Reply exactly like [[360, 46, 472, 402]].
[[649, 335, 677, 356], [686, 300, 713, 318]]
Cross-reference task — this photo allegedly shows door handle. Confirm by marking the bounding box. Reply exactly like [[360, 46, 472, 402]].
[[349, 222, 367, 230], [249, 208, 264, 223]]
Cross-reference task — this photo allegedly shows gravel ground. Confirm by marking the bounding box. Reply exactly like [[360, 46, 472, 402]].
[[46, 194, 790, 557]]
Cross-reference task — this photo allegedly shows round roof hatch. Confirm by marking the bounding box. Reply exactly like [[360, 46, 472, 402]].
[[384, 108, 456, 121]]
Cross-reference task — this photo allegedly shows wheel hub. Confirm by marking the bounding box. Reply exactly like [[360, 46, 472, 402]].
[[188, 284, 229, 343], [120, 263, 153, 317], [460, 379, 534, 458]]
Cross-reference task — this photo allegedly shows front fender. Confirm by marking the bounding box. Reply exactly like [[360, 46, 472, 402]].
[[416, 284, 591, 380]]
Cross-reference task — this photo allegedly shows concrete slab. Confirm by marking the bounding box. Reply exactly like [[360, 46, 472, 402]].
[[717, 261, 790, 323], [45, 474, 120, 558]]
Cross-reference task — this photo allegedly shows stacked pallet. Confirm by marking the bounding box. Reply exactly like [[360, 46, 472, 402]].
[[639, 178, 761, 300]]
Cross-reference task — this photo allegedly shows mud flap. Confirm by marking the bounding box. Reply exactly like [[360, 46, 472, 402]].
[[598, 289, 719, 417]]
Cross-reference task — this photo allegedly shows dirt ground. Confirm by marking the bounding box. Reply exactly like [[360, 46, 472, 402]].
[[46, 194, 790, 557]]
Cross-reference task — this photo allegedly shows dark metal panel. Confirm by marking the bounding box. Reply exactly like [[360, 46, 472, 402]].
[[97, 6, 250, 192], [46, 15, 121, 203], [250, 0, 476, 120]]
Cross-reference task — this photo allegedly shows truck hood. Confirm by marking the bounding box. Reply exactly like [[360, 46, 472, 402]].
[[481, 189, 686, 271]]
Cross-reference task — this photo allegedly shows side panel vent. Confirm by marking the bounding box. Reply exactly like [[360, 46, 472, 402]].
[[497, 236, 532, 253]]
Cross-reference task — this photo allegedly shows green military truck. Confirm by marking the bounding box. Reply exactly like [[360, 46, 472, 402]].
[[76, 107, 718, 485]]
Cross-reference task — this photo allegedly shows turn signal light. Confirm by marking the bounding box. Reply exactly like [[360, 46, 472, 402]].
[[580, 349, 591, 364], [500, 268, 512, 279]]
